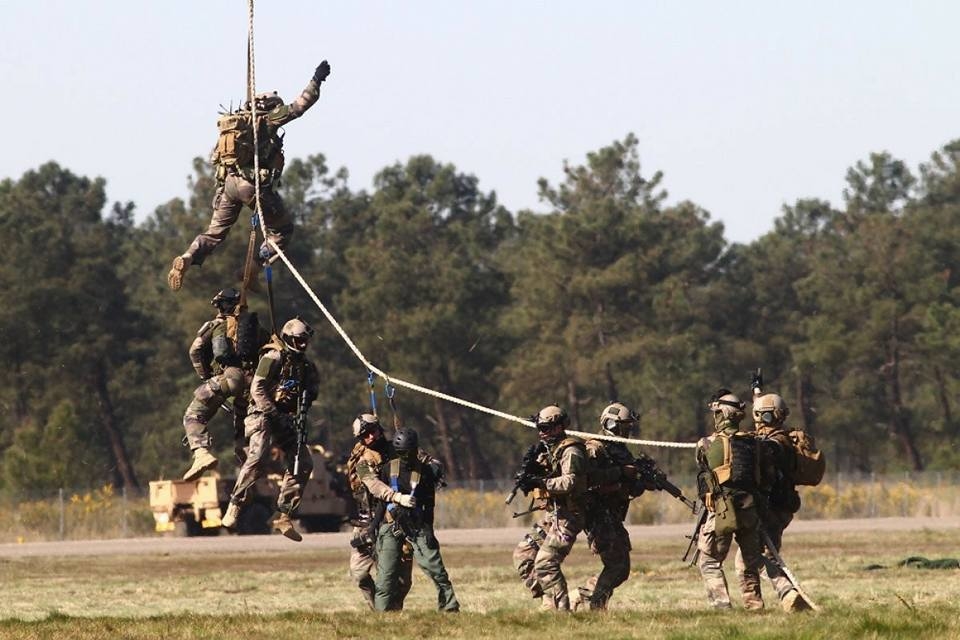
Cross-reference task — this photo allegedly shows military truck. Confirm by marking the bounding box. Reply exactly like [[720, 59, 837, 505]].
[[149, 444, 349, 536]]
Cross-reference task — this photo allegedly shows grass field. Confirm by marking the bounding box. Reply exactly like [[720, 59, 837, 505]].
[[0, 527, 957, 639]]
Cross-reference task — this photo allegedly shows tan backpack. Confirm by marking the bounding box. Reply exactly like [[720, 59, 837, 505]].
[[788, 430, 825, 486]]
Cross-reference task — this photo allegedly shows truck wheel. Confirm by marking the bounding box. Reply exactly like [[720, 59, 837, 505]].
[[237, 502, 273, 535], [172, 515, 201, 537]]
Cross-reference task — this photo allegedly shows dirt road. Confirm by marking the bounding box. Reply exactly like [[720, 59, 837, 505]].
[[0, 516, 955, 558]]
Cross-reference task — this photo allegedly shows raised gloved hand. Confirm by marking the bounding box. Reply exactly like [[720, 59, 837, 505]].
[[313, 60, 331, 84], [392, 493, 417, 508]]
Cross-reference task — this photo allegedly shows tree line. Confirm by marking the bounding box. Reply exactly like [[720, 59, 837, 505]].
[[2, 134, 959, 493]]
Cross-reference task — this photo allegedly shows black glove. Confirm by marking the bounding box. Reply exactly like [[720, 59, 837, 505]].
[[518, 475, 545, 493], [313, 60, 331, 84]]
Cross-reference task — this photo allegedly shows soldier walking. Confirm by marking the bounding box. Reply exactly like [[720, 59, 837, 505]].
[[574, 402, 643, 610], [694, 389, 770, 609], [345, 413, 415, 610], [371, 428, 459, 612], [220, 318, 318, 541], [735, 392, 815, 612], [512, 405, 588, 611], [168, 61, 331, 291]]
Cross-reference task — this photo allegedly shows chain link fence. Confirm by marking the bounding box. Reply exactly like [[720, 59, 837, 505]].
[[0, 471, 956, 543]]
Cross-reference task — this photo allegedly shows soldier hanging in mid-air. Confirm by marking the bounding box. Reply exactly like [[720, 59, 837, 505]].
[[181, 288, 266, 481], [168, 61, 331, 291], [220, 318, 319, 541]]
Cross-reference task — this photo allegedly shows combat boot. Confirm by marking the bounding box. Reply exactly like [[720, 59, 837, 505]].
[[221, 501, 241, 529], [168, 254, 192, 291], [183, 447, 218, 481], [782, 589, 813, 612], [274, 512, 302, 542]]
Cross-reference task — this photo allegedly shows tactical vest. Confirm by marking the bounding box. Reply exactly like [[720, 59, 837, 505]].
[[260, 339, 310, 412], [347, 443, 384, 517], [704, 431, 759, 493], [211, 111, 285, 180], [538, 436, 587, 514]]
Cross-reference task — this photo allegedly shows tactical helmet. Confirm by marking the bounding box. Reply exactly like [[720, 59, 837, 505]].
[[211, 287, 241, 311], [281, 317, 314, 353], [352, 413, 381, 439], [392, 428, 419, 453], [251, 91, 284, 112], [709, 389, 745, 427], [753, 393, 789, 426], [599, 402, 639, 437], [535, 405, 569, 431]]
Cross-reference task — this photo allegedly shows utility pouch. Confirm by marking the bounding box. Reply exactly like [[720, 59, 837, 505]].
[[712, 491, 739, 536]]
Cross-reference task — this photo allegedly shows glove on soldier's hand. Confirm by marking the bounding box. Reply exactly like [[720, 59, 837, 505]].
[[392, 493, 417, 508], [620, 465, 639, 480], [518, 476, 545, 493], [313, 60, 331, 84]]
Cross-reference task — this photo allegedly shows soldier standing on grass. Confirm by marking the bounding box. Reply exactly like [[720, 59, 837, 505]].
[[694, 389, 771, 609], [220, 318, 318, 541], [512, 405, 588, 611], [371, 428, 459, 612], [345, 413, 415, 610], [735, 391, 815, 612], [167, 61, 331, 291], [573, 402, 645, 611]]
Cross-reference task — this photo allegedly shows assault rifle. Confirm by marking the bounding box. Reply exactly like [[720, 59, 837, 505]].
[[682, 499, 708, 565], [633, 453, 697, 511], [759, 527, 820, 611], [292, 389, 309, 477], [505, 442, 547, 517]]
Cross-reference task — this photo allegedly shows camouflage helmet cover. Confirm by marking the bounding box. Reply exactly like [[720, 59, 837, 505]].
[[753, 393, 789, 426], [709, 388, 745, 422], [281, 317, 314, 352], [599, 402, 639, 437], [535, 405, 570, 430], [352, 413, 381, 439]]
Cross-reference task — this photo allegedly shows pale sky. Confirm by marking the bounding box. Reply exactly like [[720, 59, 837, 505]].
[[3, 1, 957, 244]]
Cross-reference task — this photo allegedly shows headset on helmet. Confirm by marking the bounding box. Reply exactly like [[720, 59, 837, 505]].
[[753, 393, 789, 426], [211, 287, 241, 310], [352, 413, 381, 439], [599, 402, 638, 437], [281, 317, 314, 353]]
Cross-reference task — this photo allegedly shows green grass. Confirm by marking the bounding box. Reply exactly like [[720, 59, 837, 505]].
[[0, 529, 957, 638]]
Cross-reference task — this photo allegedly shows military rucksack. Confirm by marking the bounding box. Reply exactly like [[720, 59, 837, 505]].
[[211, 111, 285, 178], [212, 112, 256, 169], [787, 430, 825, 486]]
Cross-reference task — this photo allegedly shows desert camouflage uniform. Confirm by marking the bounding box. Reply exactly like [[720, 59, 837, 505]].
[[372, 452, 459, 612], [226, 338, 318, 515], [181, 73, 324, 268], [512, 435, 588, 611], [735, 425, 802, 606], [695, 427, 766, 610], [183, 312, 253, 456], [347, 439, 416, 610], [575, 438, 638, 610]]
